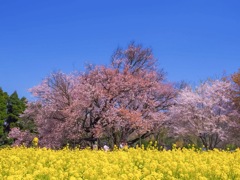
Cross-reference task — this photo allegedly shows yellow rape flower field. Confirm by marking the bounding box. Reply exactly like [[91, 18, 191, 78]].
[[1, 146, 240, 180]]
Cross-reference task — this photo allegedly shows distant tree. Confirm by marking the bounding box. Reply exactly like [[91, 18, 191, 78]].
[[0, 88, 9, 145], [225, 69, 240, 146], [5, 91, 26, 133], [20, 43, 176, 149], [232, 69, 240, 111], [0, 89, 27, 146], [167, 80, 237, 150]]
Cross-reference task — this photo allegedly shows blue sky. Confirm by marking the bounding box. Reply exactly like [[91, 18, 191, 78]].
[[0, 1, 239, 99]]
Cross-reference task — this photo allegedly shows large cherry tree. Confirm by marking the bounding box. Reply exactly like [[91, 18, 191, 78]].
[[15, 43, 175, 148]]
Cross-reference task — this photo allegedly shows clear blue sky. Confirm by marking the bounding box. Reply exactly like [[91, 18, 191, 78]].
[[0, 1, 239, 99]]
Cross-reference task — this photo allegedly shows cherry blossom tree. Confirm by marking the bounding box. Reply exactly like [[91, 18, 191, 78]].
[[8, 127, 33, 146], [75, 66, 175, 148], [17, 44, 175, 149], [111, 42, 157, 73], [20, 72, 78, 148], [167, 79, 237, 150]]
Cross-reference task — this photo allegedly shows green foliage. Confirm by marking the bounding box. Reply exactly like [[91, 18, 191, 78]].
[[18, 117, 37, 134], [0, 88, 27, 146], [0, 88, 9, 145], [0, 88, 8, 121], [5, 91, 26, 131], [225, 144, 238, 151]]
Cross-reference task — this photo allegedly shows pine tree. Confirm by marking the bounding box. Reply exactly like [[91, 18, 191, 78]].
[[5, 91, 26, 133], [0, 88, 9, 145], [0, 89, 27, 146]]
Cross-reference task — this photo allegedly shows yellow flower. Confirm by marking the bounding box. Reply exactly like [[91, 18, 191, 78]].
[[0, 146, 239, 179]]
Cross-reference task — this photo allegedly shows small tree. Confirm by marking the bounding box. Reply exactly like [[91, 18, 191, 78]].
[[232, 69, 240, 112], [167, 79, 237, 150], [226, 69, 240, 146]]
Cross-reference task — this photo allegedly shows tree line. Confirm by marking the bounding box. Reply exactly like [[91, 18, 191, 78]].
[[1, 43, 240, 150]]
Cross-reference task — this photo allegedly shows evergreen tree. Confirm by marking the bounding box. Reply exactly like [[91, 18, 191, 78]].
[[5, 91, 26, 132], [0, 89, 27, 146], [0, 88, 9, 145]]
